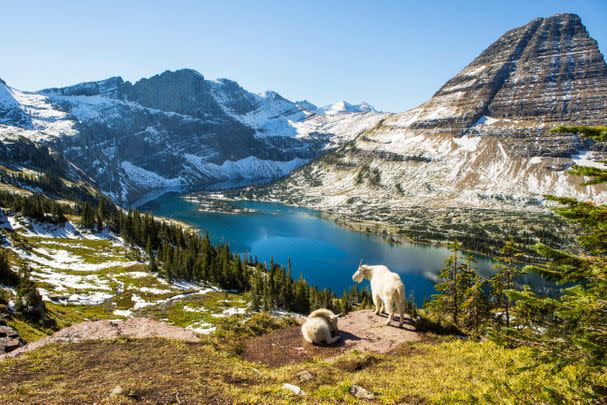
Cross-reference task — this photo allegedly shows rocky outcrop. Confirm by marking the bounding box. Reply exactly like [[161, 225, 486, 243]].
[[120, 69, 227, 119], [0, 319, 24, 354], [1, 317, 200, 359]]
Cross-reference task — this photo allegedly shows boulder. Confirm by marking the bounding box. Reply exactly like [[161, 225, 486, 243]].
[[349, 384, 375, 400]]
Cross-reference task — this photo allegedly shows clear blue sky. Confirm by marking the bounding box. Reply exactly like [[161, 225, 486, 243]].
[[2, 0, 606, 112]]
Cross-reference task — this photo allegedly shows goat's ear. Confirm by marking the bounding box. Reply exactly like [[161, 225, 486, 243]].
[[335, 313, 342, 318]]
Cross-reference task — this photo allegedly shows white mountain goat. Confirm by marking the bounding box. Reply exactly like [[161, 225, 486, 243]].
[[301, 308, 340, 345], [352, 260, 405, 327]]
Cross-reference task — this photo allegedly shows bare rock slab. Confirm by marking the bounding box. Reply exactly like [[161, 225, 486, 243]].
[[1, 317, 200, 359], [338, 310, 421, 354]]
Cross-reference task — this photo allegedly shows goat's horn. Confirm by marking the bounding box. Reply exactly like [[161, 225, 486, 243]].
[[359, 259, 364, 266]]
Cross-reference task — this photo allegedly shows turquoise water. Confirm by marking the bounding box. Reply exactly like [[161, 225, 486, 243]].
[[141, 193, 496, 305]]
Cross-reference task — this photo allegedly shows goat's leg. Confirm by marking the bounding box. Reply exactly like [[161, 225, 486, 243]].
[[373, 293, 381, 315], [385, 299, 394, 326], [397, 296, 405, 327]]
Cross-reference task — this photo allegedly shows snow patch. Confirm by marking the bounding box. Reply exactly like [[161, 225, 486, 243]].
[[121, 161, 184, 189], [453, 135, 480, 152], [572, 150, 607, 169]]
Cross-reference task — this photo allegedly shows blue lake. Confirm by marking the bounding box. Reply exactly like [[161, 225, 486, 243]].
[[141, 193, 496, 305]]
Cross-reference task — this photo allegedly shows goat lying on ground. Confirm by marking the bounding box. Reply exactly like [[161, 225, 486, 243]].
[[352, 260, 405, 327], [301, 308, 340, 345]]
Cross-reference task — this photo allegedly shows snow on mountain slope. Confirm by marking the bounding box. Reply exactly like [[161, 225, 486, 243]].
[[184, 155, 309, 180], [0, 80, 76, 140], [320, 101, 378, 115], [208, 79, 308, 138]]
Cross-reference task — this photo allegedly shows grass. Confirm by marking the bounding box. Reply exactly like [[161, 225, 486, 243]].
[[1, 332, 605, 404], [138, 291, 247, 329], [23, 236, 129, 264]]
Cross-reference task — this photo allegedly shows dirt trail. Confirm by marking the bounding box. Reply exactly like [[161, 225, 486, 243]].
[[1, 317, 200, 359], [242, 310, 421, 367]]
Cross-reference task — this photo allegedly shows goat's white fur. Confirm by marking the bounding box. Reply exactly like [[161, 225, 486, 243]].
[[352, 264, 405, 326], [301, 308, 340, 345]]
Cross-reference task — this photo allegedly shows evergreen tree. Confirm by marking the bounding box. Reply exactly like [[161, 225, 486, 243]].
[[429, 241, 464, 325], [461, 269, 490, 334], [489, 240, 524, 327], [148, 252, 159, 273], [15, 265, 45, 321], [429, 245, 489, 331], [0, 248, 19, 286]]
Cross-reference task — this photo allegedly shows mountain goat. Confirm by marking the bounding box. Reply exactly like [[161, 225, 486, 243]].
[[301, 308, 340, 345], [352, 260, 405, 327]]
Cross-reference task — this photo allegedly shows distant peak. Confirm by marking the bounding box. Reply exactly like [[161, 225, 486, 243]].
[[295, 100, 318, 112], [39, 76, 124, 97], [155, 68, 205, 81], [321, 100, 378, 115]]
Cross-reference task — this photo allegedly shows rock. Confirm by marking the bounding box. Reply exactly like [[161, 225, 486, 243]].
[[1, 317, 200, 359], [282, 383, 304, 396], [3, 339, 22, 353], [110, 385, 124, 397], [0, 326, 10, 337], [349, 384, 375, 400], [296, 370, 314, 382]]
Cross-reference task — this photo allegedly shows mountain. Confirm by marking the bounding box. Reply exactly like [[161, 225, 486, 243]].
[[242, 13, 607, 252], [320, 101, 378, 115], [0, 70, 385, 205]]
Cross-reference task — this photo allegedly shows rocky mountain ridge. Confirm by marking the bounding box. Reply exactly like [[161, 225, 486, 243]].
[[0, 70, 385, 205]]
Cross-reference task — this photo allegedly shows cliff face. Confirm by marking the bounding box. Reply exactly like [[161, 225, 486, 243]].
[[120, 69, 227, 119], [404, 13, 607, 137], [258, 14, 607, 218]]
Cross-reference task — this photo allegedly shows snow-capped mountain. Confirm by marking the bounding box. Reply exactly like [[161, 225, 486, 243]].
[[252, 14, 607, 219], [320, 101, 378, 115], [0, 70, 385, 205]]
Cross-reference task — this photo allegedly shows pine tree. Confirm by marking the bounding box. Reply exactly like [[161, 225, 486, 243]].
[[15, 265, 45, 321], [429, 241, 464, 325], [0, 248, 19, 286], [148, 252, 159, 273], [489, 240, 524, 327], [461, 270, 489, 334], [429, 245, 489, 331], [50, 203, 66, 224], [250, 269, 263, 311]]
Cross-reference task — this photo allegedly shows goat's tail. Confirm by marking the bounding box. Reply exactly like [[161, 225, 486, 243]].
[[396, 282, 405, 310], [397, 282, 405, 302]]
